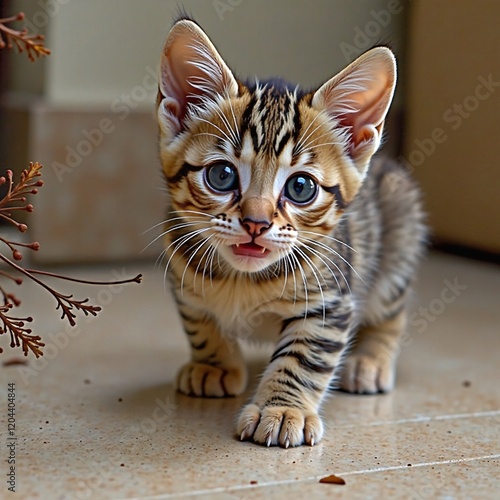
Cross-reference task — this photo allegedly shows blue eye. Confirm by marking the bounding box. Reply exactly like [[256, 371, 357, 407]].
[[206, 163, 239, 192], [285, 174, 317, 204]]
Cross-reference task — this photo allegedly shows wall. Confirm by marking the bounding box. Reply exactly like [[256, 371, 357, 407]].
[[12, 0, 407, 109], [404, 0, 500, 254]]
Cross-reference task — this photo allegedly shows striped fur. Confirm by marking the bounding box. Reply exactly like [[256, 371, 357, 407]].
[[156, 19, 426, 447]]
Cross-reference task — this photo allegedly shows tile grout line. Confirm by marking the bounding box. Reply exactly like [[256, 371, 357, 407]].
[[335, 409, 500, 428], [338, 453, 500, 476], [135, 453, 500, 499]]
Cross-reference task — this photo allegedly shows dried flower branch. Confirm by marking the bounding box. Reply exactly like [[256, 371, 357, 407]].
[[0, 304, 41, 357], [0, 163, 142, 358], [0, 12, 50, 61]]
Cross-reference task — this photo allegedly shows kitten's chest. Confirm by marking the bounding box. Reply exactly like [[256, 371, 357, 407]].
[[187, 277, 290, 340]]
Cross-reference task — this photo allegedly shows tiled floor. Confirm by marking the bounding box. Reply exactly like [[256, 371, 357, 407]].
[[1, 251, 499, 499]]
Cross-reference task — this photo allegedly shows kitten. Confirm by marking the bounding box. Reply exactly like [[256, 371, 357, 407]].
[[156, 18, 426, 447]]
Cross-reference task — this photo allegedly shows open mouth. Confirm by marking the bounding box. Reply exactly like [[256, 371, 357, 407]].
[[231, 242, 271, 258]]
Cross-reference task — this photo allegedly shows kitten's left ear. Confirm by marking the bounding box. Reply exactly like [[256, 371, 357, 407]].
[[312, 47, 396, 172], [157, 19, 239, 141]]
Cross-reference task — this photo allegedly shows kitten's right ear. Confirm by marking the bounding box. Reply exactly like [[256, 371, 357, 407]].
[[312, 47, 396, 173], [158, 19, 239, 139]]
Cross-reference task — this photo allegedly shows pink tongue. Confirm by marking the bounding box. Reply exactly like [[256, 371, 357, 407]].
[[232, 243, 268, 257]]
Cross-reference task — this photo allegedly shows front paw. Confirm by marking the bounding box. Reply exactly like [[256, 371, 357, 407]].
[[339, 354, 395, 394], [177, 362, 247, 397], [237, 404, 323, 447]]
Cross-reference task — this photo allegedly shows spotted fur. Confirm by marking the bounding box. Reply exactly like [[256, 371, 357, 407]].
[[156, 19, 426, 447]]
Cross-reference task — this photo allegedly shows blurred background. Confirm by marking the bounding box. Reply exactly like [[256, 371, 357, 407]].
[[0, 0, 498, 264]]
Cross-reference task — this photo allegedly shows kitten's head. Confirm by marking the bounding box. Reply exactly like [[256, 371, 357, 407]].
[[157, 19, 396, 274]]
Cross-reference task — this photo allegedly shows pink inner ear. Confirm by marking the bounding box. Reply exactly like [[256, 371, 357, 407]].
[[340, 86, 390, 147], [158, 21, 239, 134], [312, 48, 396, 159], [160, 40, 200, 125]]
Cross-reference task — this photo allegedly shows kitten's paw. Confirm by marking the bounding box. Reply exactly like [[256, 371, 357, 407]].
[[339, 354, 395, 394], [177, 362, 247, 397], [237, 404, 323, 447]]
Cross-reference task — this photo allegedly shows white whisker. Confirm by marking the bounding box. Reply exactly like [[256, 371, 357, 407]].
[[164, 227, 212, 274], [169, 209, 212, 219], [300, 235, 363, 284], [289, 251, 309, 322], [300, 230, 357, 253], [144, 215, 206, 235], [181, 234, 213, 297], [207, 241, 220, 288], [293, 246, 326, 327], [193, 236, 216, 296], [226, 96, 241, 146], [142, 220, 208, 253], [195, 116, 236, 147], [297, 141, 343, 154], [212, 104, 240, 147], [296, 239, 344, 295], [295, 111, 325, 153], [162, 227, 212, 295], [296, 126, 331, 155], [202, 243, 217, 296]]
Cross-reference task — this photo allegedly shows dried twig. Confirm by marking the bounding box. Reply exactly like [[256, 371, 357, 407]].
[[0, 12, 50, 61], [0, 163, 142, 357]]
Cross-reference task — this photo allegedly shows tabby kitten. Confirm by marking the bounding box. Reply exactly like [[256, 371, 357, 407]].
[[156, 18, 425, 447]]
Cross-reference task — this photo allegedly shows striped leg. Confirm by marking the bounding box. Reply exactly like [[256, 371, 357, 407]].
[[339, 309, 406, 394], [237, 301, 353, 447], [176, 303, 247, 397]]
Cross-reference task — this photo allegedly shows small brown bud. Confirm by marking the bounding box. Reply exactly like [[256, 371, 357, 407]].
[[17, 12, 25, 21], [13, 250, 23, 261], [18, 224, 28, 233], [30, 242, 41, 251]]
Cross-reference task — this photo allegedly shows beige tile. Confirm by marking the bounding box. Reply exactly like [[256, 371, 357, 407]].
[[1, 252, 499, 499]]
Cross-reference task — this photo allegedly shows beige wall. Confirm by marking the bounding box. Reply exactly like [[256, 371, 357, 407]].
[[10, 0, 407, 109], [5, 0, 47, 95]]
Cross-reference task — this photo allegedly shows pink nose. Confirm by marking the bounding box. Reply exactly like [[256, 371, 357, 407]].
[[241, 218, 271, 237]]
